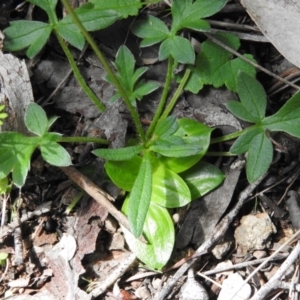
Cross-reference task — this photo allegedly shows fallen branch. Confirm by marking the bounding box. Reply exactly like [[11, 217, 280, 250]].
[[251, 241, 300, 300], [60, 166, 131, 232]]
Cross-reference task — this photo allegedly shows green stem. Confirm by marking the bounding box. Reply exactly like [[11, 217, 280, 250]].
[[54, 30, 106, 112], [146, 56, 174, 140], [206, 151, 236, 157], [159, 68, 191, 121], [60, 0, 146, 144], [59, 136, 109, 144], [210, 127, 253, 144]]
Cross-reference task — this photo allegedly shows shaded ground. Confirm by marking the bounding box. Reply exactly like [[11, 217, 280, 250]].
[[1, 1, 300, 299]]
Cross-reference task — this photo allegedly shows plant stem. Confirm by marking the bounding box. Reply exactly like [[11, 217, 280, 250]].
[[146, 56, 174, 140], [159, 68, 191, 121], [54, 30, 106, 112], [210, 127, 253, 144], [59, 136, 109, 144], [60, 0, 146, 144]]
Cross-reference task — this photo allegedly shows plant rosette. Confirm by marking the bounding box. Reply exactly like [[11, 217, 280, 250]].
[[94, 117, 225, 269]]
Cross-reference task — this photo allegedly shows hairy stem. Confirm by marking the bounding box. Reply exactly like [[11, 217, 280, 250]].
[[146, 56, 174, 140], [60, 0, 146, 144], [54, 30, 106, 112]]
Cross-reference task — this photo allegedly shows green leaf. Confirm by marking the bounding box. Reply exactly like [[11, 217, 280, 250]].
[[234, 72, 266, 122], [122, 201, 174, 270], [0, 177, 8, 194], [150, 140, 202, 157], [59, 3, 120, 33], [159, 36, 195, 64], [42, 132, 62, 142], [133, 81, 160, 100], [159, 118, 213, 173], [93, 145, 143, 161], [131, 15, 170, 47], [226, 100, 259, 123], [261, 91, 300, 138], [151, 166, 191, 207], [221, 54, 257, 92], [47, 116, 59, 130], [153, 116, 178, 138], [179, 19, 210, 32], [105, 156, 142, 191], [106, 45, 157, 105], [0, 252, 8, 261], [0, 133, 40, 187], [57, 22, 85, 50], [246, 132, 273, 183], [27, 0, 57, 18], [230, 128, 263, 154], [91, 0, 142, 18], [4, 21, 52, 58], [25, 103, 48, 136], [171, 0, 226, 33], [40, 142, 72, 166], [184, 32, 256, 93], [181, 161, 225, 200], [132, 67, 148, 84], [128, 152, 152, 237]]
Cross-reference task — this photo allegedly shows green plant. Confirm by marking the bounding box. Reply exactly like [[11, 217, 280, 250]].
[[3, 0, 145, 113], [2, 0, 300, 270], [0, 103, 107, 187], [0, 252, 8, 267], [0, 105, 8, 126], [220, 72, 300, 183]]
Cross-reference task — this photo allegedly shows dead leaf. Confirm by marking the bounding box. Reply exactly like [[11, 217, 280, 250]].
[[240, 0, 300, 68]]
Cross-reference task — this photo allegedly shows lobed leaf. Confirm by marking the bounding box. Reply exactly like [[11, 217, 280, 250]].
[[58, 4, 119, 49], [4, 21, 52, 58], [159, 36, 195, 64], [230, 128, 263, 154], [93, 145, 142, 161], [235, 72, 266, 122], [171, 0, 227, 33], [184, 33, 256, 93], [57, 22, 85, 50], [107, 45, 158, 105], [128, 152, 152, 237], [261, 90, 300, 138], [0, 133, 41, 187], [181, 161, 225, 200], [131, 15, 170, 47], [122, 201, 174, 270]]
